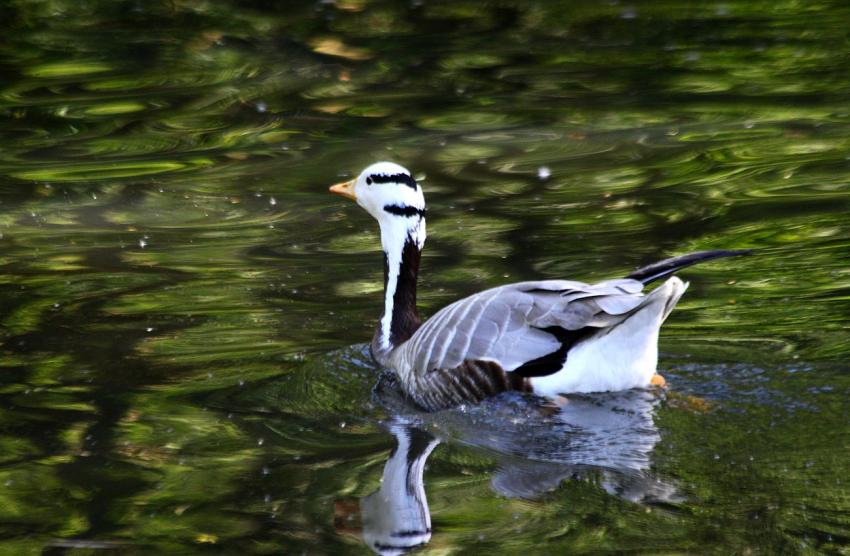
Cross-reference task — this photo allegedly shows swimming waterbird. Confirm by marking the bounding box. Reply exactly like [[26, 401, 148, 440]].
[[329, 162, 748, 411]]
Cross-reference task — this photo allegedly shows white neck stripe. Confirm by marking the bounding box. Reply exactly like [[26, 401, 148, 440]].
[[377, 216, 425, 350]]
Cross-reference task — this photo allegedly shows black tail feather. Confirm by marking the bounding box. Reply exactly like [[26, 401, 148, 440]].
[[626, 249, 752, 285]]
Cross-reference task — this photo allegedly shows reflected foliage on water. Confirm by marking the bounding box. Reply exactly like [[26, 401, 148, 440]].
[[1, 0, 849, 554]]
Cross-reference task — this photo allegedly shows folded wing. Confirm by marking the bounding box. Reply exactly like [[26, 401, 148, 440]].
[[392, 279, 647, 378]]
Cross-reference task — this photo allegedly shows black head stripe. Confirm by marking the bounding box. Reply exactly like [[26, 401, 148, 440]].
[[383, 204, 426, 218], [370, 173, 418, 190]]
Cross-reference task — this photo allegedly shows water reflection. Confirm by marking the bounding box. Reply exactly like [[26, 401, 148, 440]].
[[349, 387, 674, 554], [357, 424, 437, 556]]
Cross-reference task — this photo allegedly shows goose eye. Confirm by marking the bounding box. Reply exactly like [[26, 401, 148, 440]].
[[366, 176, 373, 185]]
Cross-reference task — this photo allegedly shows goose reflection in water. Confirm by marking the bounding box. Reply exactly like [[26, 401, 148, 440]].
[[358, 424, 438, 555], [338, 385, 678, 555]]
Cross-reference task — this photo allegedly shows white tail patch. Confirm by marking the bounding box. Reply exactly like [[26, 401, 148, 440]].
[[530, 277, 688, 397]]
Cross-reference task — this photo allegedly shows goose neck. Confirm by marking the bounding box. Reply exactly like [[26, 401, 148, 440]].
[[372, 217, 424, 362]]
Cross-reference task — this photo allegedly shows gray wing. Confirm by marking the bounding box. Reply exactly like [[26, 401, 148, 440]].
[[392, 279, 646, 377]]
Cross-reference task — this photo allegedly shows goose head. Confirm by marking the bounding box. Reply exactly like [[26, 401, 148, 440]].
[[329, 162, 426, 251]]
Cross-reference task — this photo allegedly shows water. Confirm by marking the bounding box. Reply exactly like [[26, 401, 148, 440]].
[[2, 1, 849, 553]]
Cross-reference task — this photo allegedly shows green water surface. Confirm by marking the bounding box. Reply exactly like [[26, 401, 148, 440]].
[[1, 1, 849, 554]]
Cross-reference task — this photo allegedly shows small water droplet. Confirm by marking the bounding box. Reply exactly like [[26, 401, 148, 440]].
[[537, 166, 551, 180], [256, 101, 268, 113]]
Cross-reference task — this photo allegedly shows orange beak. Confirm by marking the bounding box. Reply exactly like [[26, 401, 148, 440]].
[[329, 179, 357, 201]]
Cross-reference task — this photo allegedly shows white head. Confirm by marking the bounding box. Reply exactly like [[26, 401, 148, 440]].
[[329, 161, 427, 251]]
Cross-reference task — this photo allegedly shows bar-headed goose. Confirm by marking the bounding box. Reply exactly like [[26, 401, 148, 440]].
[[330, 162, 748, 411]]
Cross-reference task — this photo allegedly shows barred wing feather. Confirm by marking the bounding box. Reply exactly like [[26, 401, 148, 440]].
[[391, 279, 647, 377]]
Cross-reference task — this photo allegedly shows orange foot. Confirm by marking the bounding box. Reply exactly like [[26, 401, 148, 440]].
[[539, 395, 569, 416], [650, 373, 667, 388], [334, 499, 362, 536], [668, 392, 713, 413]]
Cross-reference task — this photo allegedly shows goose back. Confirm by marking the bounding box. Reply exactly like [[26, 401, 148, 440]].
[[387, 279, 649, 408]]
